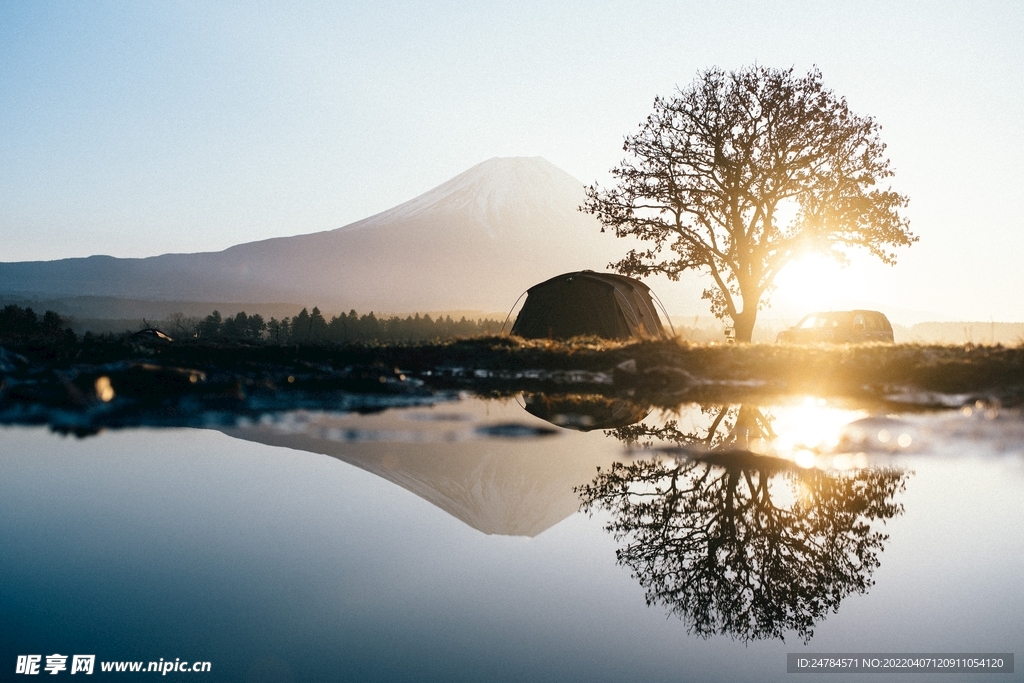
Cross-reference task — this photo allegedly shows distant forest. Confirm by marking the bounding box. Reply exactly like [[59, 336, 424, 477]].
[[9, 303, 1024, 347], [162, 307, 505, 344], [0, 303, 505, 346], [0, 304, 77, 345]]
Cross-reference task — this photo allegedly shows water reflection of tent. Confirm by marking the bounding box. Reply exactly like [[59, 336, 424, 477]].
[[522, 393, 650, 431], [510, 271, 667, 340]]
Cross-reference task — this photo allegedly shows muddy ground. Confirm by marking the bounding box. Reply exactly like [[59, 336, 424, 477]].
[[2, 335, 1023, 433]]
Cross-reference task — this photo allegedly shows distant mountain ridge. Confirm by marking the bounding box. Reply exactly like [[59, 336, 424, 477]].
[[0, 157, 627, 313]]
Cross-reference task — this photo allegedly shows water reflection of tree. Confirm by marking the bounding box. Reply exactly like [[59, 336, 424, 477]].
[[580, 405, 907, 642]]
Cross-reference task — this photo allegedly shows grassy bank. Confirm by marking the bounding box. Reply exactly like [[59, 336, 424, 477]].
[[6, 333, 1024, 401], [5, 334, 1024, 433]]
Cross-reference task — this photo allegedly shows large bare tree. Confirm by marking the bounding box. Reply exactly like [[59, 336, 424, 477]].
[[583, 66, 916, 342]]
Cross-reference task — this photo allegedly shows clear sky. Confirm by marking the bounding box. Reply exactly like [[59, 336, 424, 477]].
[[1, 1, 1022, 321]]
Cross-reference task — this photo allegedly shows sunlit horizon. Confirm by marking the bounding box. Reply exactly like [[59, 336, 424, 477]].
[[2, 2, 1023, 322]]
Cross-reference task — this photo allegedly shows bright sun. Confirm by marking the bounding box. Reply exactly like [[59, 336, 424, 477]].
[[772, 254, 854, 314]]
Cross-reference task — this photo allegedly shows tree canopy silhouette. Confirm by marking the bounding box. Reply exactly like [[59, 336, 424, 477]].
[[0, 304, 77, 359], [583, 66, 916, 341], [580, 404, 908, 641]]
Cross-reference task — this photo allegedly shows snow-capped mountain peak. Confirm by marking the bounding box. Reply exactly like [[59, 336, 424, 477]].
[[356, 156, 590, 237]]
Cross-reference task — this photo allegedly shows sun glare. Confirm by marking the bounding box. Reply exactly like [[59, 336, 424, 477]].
[[771, 398, 866, 453], [773, 255, 853, 314], [768, 399, 871, 470]]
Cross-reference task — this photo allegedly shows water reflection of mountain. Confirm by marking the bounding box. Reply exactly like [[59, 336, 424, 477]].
[[219, 401, 631, 537], [581, 404, 910, 642]]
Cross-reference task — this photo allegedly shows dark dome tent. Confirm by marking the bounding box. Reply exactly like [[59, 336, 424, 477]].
[[509, 270, 668, 340]]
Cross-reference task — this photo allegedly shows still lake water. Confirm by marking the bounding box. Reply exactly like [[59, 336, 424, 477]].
[[1, 395, 1022, 682]]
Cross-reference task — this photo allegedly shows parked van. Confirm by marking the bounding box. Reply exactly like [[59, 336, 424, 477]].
[[776, 310, 894, 343]]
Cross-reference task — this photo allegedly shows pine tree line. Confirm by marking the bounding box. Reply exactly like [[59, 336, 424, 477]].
[[0, 304, 76, 344], [170, 307, 504, 344]]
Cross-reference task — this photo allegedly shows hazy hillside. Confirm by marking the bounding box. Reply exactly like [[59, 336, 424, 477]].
[[0, 157, 627, 314], [0, 294, 304, 322], [900, 322, 1024, 345]]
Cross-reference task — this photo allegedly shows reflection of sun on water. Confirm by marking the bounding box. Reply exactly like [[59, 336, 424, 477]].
[[649, 399, 918, 471], [765, 398, 869, 469]]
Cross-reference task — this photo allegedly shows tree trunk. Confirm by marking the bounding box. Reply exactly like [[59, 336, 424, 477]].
[[733, 309, 757, 343]]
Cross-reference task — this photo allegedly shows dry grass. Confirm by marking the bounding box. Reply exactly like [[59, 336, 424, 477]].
[[5, 335, 1024, 417]]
